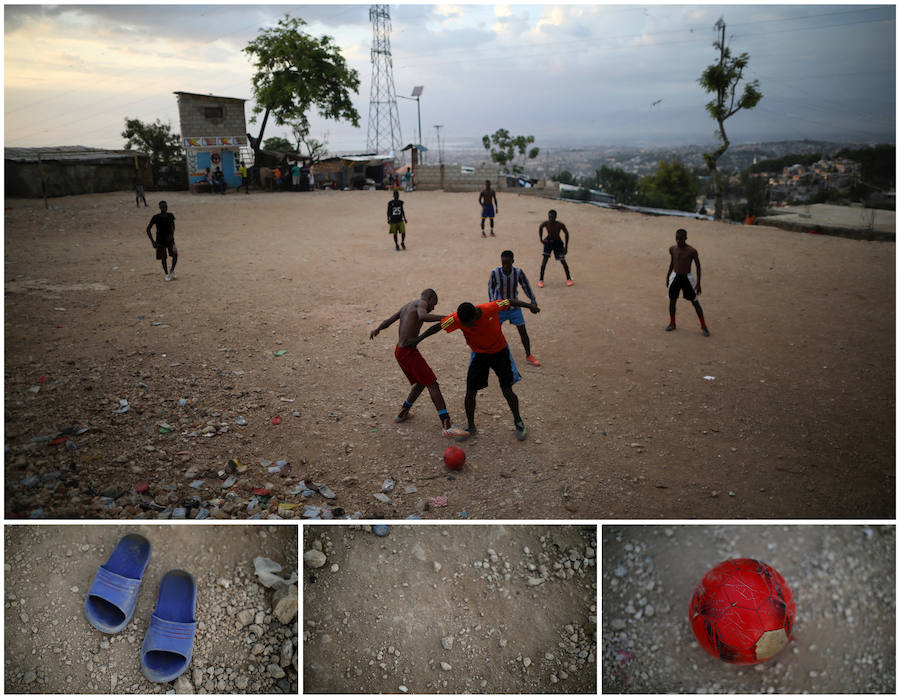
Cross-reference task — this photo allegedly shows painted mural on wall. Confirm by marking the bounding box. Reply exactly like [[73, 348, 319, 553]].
[[183, 136, 248, 188]]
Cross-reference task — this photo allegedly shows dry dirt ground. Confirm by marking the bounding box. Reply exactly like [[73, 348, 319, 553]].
[[602, 524, 895, 693], [4, 523, 298, 694], [303, 523, 596, 694], [4, 189, 894, 519]]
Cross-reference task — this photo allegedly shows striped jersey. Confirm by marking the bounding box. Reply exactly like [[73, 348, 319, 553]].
[[489, 266, 536, 304]]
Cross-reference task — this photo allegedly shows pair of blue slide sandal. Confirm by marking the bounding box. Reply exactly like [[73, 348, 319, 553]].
[[83, 534, 196, 684]]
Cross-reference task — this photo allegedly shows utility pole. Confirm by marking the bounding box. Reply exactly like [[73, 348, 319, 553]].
[[433, 124, 444, 164]]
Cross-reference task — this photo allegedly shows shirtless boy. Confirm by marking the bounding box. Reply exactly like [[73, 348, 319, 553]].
[[538, 209, 573, 287], [665, 228, 709, 336], [479, 180, 498, 237], [404, 297, 540, 442], [370, 289, 469, 438]]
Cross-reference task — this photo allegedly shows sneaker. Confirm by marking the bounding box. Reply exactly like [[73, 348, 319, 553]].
[[394, 411, 412, 423], [566, 279, 574, 286], [701, 327, 710, 337], [526, 354, 541, 367], [515, 421, 527, 441], [170, 270, 177, 280], [537, 280, 545, 288], [401, 243, 406, 250], [395, 245, 401, 251], [490, 230, 495, 237], [441, 425, 470, 439], [164, 274, 171, 281], [456, 426, 476, 442], [481, 231, 486, 238], [665, 323, 676, 332]]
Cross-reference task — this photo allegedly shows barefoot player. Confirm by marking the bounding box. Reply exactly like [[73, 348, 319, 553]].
[[146, 200, 177, 280], [538, 209, 573, 287], [479, 179, 498, 237], [405, 297, 540, 441], [370, 289, 469, 438], [490, 250, 540, 366], [666, 228, 709, 336]]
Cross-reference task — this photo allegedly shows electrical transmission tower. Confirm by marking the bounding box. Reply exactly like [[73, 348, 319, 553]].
[[366, 5, 403, 155]]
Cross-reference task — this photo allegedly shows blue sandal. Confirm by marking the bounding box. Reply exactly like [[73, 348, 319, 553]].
[[141, 569, 197, 683], [84, 534, 152, 634]]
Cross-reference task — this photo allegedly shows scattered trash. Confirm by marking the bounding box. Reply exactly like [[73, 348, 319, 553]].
[[429, 495, 448, 508], [279, 397, 295, 402], [341, 476, 358, 486], [27, 385, 41, 394], [405, 485, 418, 494], [111, 399, 130, 414], [381, 478, 395, 493], [195, 508, 210, 520], [274, 350, 287, 357], [158, 423, 174, 434], [189, 480, 205, 489], [255, 556, 298, 587], [177, 398, 188, 407], [253, 488, 270, 496], [373, 493, 392, 504], [703, 376, 716, 381], [372, 525, 390, 537], [318, 486, 336, 499], [302, 506, 322, 518], [271, 416, 282, 426], [235, 416, 248, 426], [135, 482, 149, 494]]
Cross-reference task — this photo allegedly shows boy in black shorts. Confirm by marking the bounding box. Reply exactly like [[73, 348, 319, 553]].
[[146, 200, 178, 280], [538, 209, 573, 286], [665, 228, 708, 336]]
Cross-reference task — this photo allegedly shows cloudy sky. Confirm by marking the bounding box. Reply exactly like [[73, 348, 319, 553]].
[[4, 3, 895, 155]]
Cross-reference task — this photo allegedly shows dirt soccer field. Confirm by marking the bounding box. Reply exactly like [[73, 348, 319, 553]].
[[303, 523, 596, 694], [4, 189, 894, 519], [602, 524, 895, 694]]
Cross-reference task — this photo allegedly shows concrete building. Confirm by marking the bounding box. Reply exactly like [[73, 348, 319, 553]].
[[174, 91, 250, 191]]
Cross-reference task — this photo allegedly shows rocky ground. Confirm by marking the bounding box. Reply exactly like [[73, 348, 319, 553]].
[[4, 190, 894, 520], [303, 524, 596, 694], [4, 524, 298, 693], [602, 524, 895, 693]]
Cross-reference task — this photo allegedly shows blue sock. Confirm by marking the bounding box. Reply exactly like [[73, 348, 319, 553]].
[[403, 400, 413, 409], [437, 409, 448, 419]]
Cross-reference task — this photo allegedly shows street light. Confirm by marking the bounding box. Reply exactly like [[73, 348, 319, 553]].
[[399, 85, 424, 164]]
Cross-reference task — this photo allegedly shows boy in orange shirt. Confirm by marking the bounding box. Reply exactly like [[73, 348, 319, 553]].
[[405, 298, 539, 441]]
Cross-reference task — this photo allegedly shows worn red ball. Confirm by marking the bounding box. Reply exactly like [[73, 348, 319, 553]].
[[689, 558, 795, 665], [443, 445, 466, 470]]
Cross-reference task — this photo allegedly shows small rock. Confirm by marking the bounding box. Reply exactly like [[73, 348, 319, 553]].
[[523, 657, 531, 668], [440, 662, 452, 671], [267, 663, 286, 679], [174, 675, 193, 694], [441, 636, 454, 650], [304, 550, 327, 569]]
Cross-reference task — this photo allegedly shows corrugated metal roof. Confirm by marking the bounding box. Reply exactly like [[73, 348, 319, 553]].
[[174, 91, 247, 102], [5, 146, 142, 162]]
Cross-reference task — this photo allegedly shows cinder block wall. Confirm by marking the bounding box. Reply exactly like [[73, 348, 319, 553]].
[[176, 94, 247, 137], [413, 163, 560, 198]]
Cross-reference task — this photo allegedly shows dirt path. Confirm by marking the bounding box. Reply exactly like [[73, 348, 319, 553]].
[[4, 190, 894, 519], [4, 523, 297, 694], [602, 524, 895, 693], [303, 524, 596, 694]]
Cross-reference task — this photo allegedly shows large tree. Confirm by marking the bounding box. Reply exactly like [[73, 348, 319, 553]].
[[638, 159, 699, 212], [482, 128, 540, 174], [698, 18, 762, 220], [122, 117, 186, 189], [596, 165, 640, 205], [262, 136, 295, 153], [243, 15, 360, 158]]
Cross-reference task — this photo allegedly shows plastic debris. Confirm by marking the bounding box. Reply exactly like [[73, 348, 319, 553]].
[[373, 493, 392, 504], [271, 416, 282, 426], [159, 423, 174, 434], [235, 416, 248, 426], [381, 478, 395, 493], [302, 505, 322, 518], [135, 482, 149, 494], [221, 476, 237, 489], [274, 350, 287, 357], [318, 486, 336, 499], [178, 398, 188, 407], [372, 525, 390, 537], [703, 375, 716, 381], [189, 480, 205, 489], [429, 495, 448, 508], [254, 556, 298, 588], [253, 488, 270, 496], [111, 399, 130, 414]]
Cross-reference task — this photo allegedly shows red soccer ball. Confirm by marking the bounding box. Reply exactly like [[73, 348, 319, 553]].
[[443, 446, 466, 470], [689, 558, 795, 665]]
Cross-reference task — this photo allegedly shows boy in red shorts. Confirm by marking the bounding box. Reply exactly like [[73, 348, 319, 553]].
[[404, 297, 539, 441], [370, 289, 469, 438]]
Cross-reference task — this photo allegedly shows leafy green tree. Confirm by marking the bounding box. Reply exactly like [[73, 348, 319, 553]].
[[637, 159, 699, 212], [698, 18, 762, 220], [741, 171, 769, 217], [596, 166, 639, 205], [244, 15, 360, 158], [263, 136, 295, 153], [122, 117, 187, 189], [482, 128, 540, 174], [553, 170, 577, 185]]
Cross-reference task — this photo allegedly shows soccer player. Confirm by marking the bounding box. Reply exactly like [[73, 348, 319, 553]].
[[489, 250, 540, 366], [478, 179, 498, 237], [405, 297, 540, 441], [387, 190, 408, 251], [665, 228, 709, 336], [146, 201, 177, 281], [538, 209, 573, 287], [370, 289, 468, 439], [134, 174, 148, 208]]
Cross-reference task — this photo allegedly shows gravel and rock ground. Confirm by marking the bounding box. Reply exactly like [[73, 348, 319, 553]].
[[602, 524, 895, 693], [4, 190, 894, 520], [303, 524, 596, 694], [4, 523, 298, 694]]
